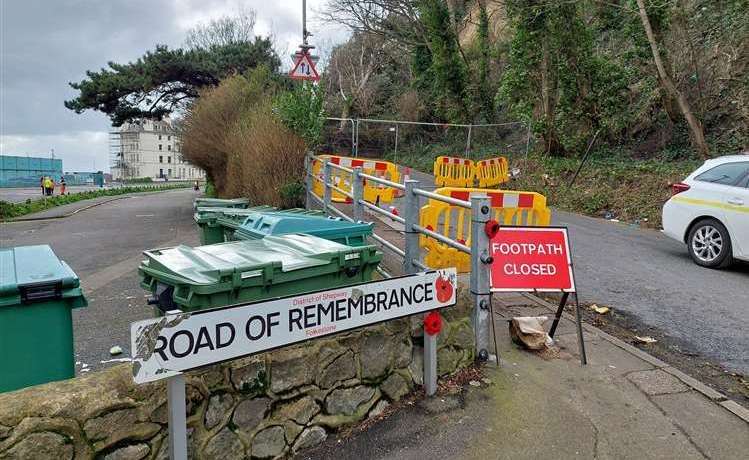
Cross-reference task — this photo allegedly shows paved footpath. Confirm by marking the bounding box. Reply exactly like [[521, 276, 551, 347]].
[[306, 197, 749, 459]]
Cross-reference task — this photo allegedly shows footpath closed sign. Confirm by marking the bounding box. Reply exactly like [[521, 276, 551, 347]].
[[489, 226, 575, 292], [131, 269, 457, 383]]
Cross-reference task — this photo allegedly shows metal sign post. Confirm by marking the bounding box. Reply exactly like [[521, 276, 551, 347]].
[[166, 374, 187, 460]]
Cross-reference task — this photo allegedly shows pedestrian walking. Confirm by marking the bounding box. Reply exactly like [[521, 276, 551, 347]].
[[40, 176, 45, 196], [59, 176, 67, 195]]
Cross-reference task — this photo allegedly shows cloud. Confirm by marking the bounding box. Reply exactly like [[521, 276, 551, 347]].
[[0, 0, 348, 172]]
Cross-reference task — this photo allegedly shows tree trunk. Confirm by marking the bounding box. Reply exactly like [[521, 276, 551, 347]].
[[540, 35, 562, 155], [635, 0, 709, 158]]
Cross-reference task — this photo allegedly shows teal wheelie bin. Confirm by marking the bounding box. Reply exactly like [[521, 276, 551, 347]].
[[0, 245, 87, 393], [234, 213, 374, 247], [139, 234, 381, 314]]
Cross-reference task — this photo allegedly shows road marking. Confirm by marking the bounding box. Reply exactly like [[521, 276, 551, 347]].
[[136, 214, 154, 217]]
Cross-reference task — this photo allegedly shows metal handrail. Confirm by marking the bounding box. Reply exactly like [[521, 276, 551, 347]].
[[370, 232, 405, 258], [327, 182, 353, 199], [413, 188, 471, 208], [359, 172, 404, 191], [328, 161, 353, 174], [413, 223, 471, 254], [359, 199, 405, 225]]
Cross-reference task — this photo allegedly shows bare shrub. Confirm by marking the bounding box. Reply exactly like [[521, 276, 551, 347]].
[[181, 71, 307, 207]]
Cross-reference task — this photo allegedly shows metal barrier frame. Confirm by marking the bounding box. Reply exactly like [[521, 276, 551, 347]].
[[304, 152, 493, 396]]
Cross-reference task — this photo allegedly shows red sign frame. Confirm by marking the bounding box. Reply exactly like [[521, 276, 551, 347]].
[[289, 51, 320, 81], [489, 226, 576, 293]]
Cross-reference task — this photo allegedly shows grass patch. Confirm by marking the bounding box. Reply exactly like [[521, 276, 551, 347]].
[[0, 184, 191, 220]]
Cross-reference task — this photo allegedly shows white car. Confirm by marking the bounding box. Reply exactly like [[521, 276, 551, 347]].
[[662, 154, 749, 268]]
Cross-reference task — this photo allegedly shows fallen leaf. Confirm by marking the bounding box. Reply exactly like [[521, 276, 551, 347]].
[[635, 336, 657, 344]]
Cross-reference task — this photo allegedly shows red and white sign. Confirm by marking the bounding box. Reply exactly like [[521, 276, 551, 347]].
[[489, 227, 575, 292], [289, 51, 319, 81]]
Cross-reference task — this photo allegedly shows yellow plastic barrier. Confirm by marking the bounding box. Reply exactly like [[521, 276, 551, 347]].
[[311, 155, 400, 204], [419, 187, 551, 272], [433, 156, 475, 187], [475, 157, 509, 188]]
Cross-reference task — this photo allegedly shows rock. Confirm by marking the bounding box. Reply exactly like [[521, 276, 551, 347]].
[[380, 373, 410, 401], [0, 417, 91, 459], [270, 347, 315, 393], [360, 333, 393, 380], [393, 338, 413, 369], [82, 408, 160, 451], [367, 400, 389, 419], [204, 393, 234, 430], [199, 369, 226, 389], [232, 397, 271, 434], [317, 351, 356, 389], [292, 426, 327, 453], [185, 384, 205, 417], [437, 347, 463, 376], [1, 432, 73, 460], [109, 346, 123, 356], [448, 320, 474, 350], [274, 396, 320, 425], [325, 386, 376, 416], [203, 428, 245, 459], [0, 425, 10, 440], [251, 426, 286, 458], [469, 380, 481, 387], [102, 443, 150, 460], [230, 358, 266, 394], [153, 429, 195, 460], [408, 346, 424, 385]]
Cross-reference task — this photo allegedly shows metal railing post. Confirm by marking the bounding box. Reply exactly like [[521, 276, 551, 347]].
[[352, 167, 364, 222], [323, 159, 332, 215], [470, 195, 492, 361], [403, 179, 420, 274], [404, 179, 437, 396], [304, 154, 313, 210]]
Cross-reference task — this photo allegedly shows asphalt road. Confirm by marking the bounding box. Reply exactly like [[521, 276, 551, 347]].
[[0, 188, 200, 373], [553, 210, 749, 374]]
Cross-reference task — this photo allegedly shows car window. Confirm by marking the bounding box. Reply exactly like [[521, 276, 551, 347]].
[[694, 162, 749, 187]]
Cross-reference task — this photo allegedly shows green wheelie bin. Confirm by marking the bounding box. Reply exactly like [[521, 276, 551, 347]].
[[217, 209, 326, 242], [0, 245, 87, 393], [234, 213, 374, 247], [139, 234, 381, 314], [194, 206, 279, 245], [193, 197, 250, 211]]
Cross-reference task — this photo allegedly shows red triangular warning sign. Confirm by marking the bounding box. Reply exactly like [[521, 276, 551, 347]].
[[289, 51, 320, 81]]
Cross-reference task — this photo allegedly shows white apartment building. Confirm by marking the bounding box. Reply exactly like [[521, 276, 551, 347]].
[[110, 119, 205, 181]]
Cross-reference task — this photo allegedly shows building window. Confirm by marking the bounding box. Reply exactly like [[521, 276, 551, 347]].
[[168, 157, 171, 163], [159, 168, 163, 178], [158, 135, 162, 140], [159, 144, 163, 151], [168, 135, 171, 141], [167, 145, 171, 151], [168, 168, 172, 176], [159, 156, 163, 163]]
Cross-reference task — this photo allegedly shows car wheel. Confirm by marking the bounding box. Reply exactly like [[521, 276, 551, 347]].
[[687, 219, 734, 268]]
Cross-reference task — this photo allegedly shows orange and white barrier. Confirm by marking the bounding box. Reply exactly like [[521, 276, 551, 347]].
[[433, 156, 475, 187], [475, 157, 509, 188], [419, 187, 551, 272], [311, 155, 401, 204]]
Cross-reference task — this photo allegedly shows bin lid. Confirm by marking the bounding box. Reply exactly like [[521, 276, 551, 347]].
[[236, 214, 373, 240], [193, 197, 250, 210], [194, 206, 279, 224], [0, 245, 83, 306], [141, 234, 363, 285]]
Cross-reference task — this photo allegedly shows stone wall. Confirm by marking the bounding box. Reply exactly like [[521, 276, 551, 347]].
[[0, 297, 474, 459]]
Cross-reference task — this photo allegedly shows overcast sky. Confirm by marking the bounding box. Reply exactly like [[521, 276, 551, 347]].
[[0, 0, 345, 172]]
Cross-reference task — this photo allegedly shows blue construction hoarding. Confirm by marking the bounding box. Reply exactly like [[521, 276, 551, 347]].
[[0, 155, 63, 187]]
